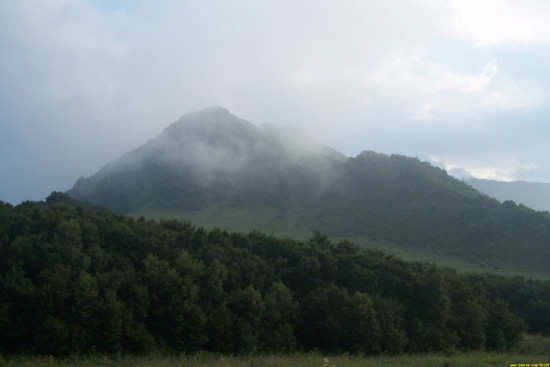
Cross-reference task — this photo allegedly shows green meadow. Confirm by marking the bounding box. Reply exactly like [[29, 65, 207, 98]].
[[3, 335, 550, 367], [2, 351, 549, 367]]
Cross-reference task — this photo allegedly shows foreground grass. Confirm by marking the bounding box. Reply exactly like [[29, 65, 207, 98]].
[[2, 351, 549, 367]]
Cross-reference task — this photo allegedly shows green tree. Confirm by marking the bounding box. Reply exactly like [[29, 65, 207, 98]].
[[227, 285, 265, 353], [485, 299, 524, 351], [298, 284, 380, 354], [0, 266, 37, 353], [143, 254, 207, 351], [372, 296, 407, 354], [405, 266, 455, 352], [261, 281, 299, 351]]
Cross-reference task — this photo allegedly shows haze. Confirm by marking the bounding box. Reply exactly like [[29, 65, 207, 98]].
[[2, 0, 550, 204]]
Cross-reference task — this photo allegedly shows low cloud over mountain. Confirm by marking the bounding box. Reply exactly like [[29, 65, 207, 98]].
[[68, 107, 550, 277]]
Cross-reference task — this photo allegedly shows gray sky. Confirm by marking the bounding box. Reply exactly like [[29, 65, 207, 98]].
[[2, 0, 550, 204]]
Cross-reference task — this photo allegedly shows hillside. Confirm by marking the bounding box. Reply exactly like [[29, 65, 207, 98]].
[[68, 107, 550, 277], [467, 178, 550, 212]]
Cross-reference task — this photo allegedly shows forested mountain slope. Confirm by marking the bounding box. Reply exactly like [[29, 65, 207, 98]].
[[68, 107, 550, 276], [4, 195, 548, 355], [69, 106, 346, 213]]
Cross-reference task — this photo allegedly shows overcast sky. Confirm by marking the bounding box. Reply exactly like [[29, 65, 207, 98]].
[[2, 0, 550, 204]]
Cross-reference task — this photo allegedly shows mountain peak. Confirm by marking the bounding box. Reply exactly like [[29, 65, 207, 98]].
[[185, 105, 231, 118], [68, 107, 347, 211], [162, 106, 255, 139], [204, 105, 229, 112]]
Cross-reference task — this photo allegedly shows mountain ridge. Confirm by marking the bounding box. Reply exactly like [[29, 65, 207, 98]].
[[467, 177, 550, 212], [68, 107, 550, 277]]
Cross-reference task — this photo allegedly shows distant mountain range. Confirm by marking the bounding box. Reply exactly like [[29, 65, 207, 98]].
[[467, 178, 550, 212], [68, 107, 550, 277]]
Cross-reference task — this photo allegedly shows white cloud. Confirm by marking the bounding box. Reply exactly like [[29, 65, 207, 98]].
[[441, 0, 550, 47], [368, 53, 497, 95], [365, 52, 546, 120]]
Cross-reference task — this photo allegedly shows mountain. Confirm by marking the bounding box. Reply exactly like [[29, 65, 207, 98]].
[[69, 106, 346, 213], [68, 107, 550, 277], [467, 178, 550, 212]]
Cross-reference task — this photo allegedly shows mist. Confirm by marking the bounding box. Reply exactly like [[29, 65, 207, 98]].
[[67, 107, 346, 212]]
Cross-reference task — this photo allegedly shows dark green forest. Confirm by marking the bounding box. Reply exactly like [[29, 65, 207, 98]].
[[2, 193, 550, 356]]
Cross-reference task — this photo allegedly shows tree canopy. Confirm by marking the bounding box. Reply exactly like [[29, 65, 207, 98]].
[[1, 194, 547, 355]]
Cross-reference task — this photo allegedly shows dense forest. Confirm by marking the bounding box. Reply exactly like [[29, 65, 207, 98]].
[[2, 193, 550, 356]]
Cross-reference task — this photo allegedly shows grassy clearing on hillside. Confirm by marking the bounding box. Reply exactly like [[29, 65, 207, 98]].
[[132, 206, 313, 239], [2, 351, 549, 367], [133, 207, 550, 280], [349, 237, 550, 281]]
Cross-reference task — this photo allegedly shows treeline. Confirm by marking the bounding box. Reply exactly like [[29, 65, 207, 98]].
[[1, 193, 549, 356]]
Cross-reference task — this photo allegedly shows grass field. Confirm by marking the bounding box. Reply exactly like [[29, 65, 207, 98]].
[[2, 351, 549, 367], [4, 335, 549, 367]]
